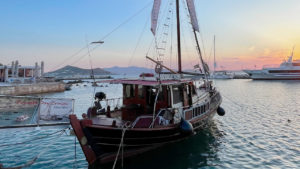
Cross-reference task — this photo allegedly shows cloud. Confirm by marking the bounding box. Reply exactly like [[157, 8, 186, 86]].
[[248, 46, 255, 51]]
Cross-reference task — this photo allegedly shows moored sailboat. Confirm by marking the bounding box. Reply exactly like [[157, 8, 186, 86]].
[[69, 0, 224, 167]]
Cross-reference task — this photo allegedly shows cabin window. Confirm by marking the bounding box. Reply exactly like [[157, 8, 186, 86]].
[[158, 86, 164, 101], [138, 85, 144, 98], [172, 85, 182, 104], [292, 63, 300, 66], [124, 84, 135, 98], [167, 86, 171, 106], [25, 69, 33, 77], [186, 85, 190, 95], [269, 70, 300, 73], [18, 69, 24, 77], [8, 69, 12, 77], [190, 84, 196, 95]]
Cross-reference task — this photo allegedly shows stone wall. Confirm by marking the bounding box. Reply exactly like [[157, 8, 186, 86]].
[[0, 82, 65, 95]]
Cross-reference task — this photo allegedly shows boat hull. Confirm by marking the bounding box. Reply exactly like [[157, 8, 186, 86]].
[[70, 110, 219, 167], [244, 70, 300, 80], [69, 92, 222, 167]]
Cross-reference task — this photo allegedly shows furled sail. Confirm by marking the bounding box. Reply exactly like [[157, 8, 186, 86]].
[[151, 0, 162, 35], [186, 0, 199, 32]]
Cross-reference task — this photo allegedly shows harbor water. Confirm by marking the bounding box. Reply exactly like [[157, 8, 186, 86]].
[[0, 79, 299, 168]]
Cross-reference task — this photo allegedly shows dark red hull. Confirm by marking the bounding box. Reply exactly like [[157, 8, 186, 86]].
[[69, 92, 222, 167]]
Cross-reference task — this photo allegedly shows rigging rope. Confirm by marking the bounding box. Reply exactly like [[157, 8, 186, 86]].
[[0, 128, 68, 169], [49, 1, 152, 72], [127, 15, 150, 67]]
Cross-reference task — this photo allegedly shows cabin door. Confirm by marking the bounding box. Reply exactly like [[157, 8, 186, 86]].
[[183, 84, 192, 107]]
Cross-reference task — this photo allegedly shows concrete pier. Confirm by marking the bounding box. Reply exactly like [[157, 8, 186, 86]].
[[0, 82, 65, 95]]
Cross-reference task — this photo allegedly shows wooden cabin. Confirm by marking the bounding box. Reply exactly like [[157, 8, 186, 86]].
[[111, 79, 198, 123]]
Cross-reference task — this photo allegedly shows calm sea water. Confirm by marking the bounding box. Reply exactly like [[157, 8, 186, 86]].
[[0, 79, 299, 169]]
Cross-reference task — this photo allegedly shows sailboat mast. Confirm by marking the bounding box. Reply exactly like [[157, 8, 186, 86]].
[[176, 0, 182, 73], [214, 35, 216, 73]]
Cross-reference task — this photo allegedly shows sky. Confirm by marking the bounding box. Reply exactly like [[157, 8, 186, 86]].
[[0, 0, 300, 72]]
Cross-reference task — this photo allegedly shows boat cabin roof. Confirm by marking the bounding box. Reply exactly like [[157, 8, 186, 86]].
[[109, 79, 193, 86]]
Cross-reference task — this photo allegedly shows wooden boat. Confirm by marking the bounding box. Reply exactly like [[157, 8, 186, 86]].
[[69, 0, 225, 167]]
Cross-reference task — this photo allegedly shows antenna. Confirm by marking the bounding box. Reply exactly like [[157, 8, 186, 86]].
[[288, 45, 295, 63], [291, 45, 295, 56]]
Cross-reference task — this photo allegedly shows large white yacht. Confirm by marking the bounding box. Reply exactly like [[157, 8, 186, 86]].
[[244, 51, 300, 80]]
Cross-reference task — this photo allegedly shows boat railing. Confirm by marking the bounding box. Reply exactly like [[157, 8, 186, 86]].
[[131, 103, 203, 128], [102, 97, 123, 110]]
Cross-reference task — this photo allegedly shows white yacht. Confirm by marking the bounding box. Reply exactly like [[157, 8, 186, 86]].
[[244, 51, 300, 80]]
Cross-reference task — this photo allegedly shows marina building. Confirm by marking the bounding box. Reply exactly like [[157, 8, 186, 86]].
[[0, 60, 44, 83]]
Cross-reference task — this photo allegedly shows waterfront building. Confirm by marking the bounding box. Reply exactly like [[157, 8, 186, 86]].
[[0, 61, 44, 83]]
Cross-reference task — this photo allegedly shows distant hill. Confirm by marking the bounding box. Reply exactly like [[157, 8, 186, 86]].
[[46, 65, 112, 78], [103, 66, 154, 75]]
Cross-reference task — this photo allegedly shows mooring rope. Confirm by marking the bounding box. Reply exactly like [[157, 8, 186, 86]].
[[73, 135, 77, 169], [112, 124, 129, 169], [0, 128, 69, 169]]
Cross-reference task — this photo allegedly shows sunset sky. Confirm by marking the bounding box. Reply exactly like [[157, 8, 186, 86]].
[[1, 0, 300, 72]]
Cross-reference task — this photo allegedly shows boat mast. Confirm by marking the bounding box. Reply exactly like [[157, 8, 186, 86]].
[[176, 0, 182, 73], [214, 35, 216, 74]]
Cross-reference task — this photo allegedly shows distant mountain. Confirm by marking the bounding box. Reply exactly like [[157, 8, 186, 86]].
[[103, 66, 154, 75], [46, 65, 112, 77]]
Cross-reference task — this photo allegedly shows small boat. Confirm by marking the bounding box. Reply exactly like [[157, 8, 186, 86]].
[[244, 48, 300, 80], [91, 82, 98, 87], [69, 0, 224, 167], [16, 115, 29, 122], [212, 71, 234, 79]]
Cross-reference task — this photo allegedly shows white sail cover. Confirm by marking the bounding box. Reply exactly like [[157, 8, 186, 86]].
[[151, 0, 162, 35], [186, 0, 199, 32]]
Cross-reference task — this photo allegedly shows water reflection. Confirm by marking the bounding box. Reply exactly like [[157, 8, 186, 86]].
[[97, 121, 224, 169]]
